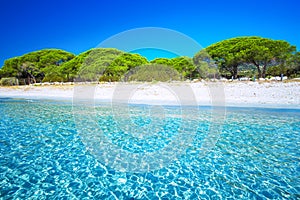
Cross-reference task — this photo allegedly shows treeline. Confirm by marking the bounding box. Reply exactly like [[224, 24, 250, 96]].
[[1, 36, 300, 85], [199, 36, 300, 79]]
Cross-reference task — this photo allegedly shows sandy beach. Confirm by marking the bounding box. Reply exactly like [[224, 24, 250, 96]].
[[0, 81, 299, 108]]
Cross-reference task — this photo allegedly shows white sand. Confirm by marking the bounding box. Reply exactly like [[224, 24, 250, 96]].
[[0, 81, 299, 108]]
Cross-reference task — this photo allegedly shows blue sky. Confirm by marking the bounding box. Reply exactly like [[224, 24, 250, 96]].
[[0, 0, 299, 65]]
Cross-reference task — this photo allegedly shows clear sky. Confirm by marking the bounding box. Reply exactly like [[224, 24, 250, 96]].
[[0, 0, 299, 65]]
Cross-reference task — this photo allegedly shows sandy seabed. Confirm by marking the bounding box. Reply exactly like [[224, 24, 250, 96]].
[[0, 81, 299, 108]]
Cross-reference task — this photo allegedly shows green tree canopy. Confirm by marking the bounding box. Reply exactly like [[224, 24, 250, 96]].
[[1, 37, 299, 83], [125, 64, 180, 82], [171, 56, 196, 80], [101, 53, 148, 81], [0, 49, 75, 84], [201, 36, 296, 78], [150, 58, 174, 66], [193, 50, 218, 79], [53, 49, 93, 82], [239, 37, 295, 78], [75, 48, 125, 81], [286, 52, 300, 78], [199, 37, 246, 79]]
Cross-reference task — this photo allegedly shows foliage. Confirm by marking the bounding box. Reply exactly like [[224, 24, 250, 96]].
[[125, 64, 180, 82], [42, 66, 65, 82], [100, 53, 148, 81], [197, 62, 219, 79], [266, 65, 284, 77], [286, 52, 300, 78], [1, 37, 299, 83], [57, 50, 93, 82], [0, 49, 75, 84], [240, 37, 295, 78], [201, 36, 296, 78], [238, 63, 257, 78], [151, 57, 198, 79], [202, 38, 245, 79], [0, 77, 18, 86], [0, 58, 20, 78], [76, 48, 124, 81], [171, 56, 196, 80], [150, 58, 174, 66], [193, 50, 218, 79]]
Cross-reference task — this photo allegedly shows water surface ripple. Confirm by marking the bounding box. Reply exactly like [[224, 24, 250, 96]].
[[0, 99, 299, 199]]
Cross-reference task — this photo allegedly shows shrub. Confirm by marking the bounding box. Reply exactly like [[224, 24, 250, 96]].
[[0, 77, 19, 86], [124, 64, 181, 82]]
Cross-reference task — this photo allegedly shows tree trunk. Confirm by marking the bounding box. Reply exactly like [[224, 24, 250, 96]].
[[255, 64, 262, 78], [27, 76, 30, 85], [262, 65, 267, 78], [232, 65, 238, 79]]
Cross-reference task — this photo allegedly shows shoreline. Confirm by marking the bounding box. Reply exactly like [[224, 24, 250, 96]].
[[0, 81, 299, 109]]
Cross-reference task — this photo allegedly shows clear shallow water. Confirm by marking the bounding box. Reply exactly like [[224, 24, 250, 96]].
[[0, 98, 299, 199]]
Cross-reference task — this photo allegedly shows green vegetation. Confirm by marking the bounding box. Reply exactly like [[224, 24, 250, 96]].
[[99, 52, 148, 82], [150, 58, 174, 66], [172, 56, 197, 79], [125, 64, 181, 82], [54, 49, 93, 82], [198, 36, 297, 79], [151, 57, 198, 80], [193, 50, 219, 79], [1, 36, 299, 84], [0, 77, 18, 86], [0, 49, 75, 84], [77, 48, 124, 81], [286, 52, 300, 78]]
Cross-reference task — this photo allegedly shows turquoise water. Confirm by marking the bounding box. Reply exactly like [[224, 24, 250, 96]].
[[0, 98, 299, 199]]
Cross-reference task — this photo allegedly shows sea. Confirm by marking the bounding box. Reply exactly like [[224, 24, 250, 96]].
[[0, 98, 299, 199]]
